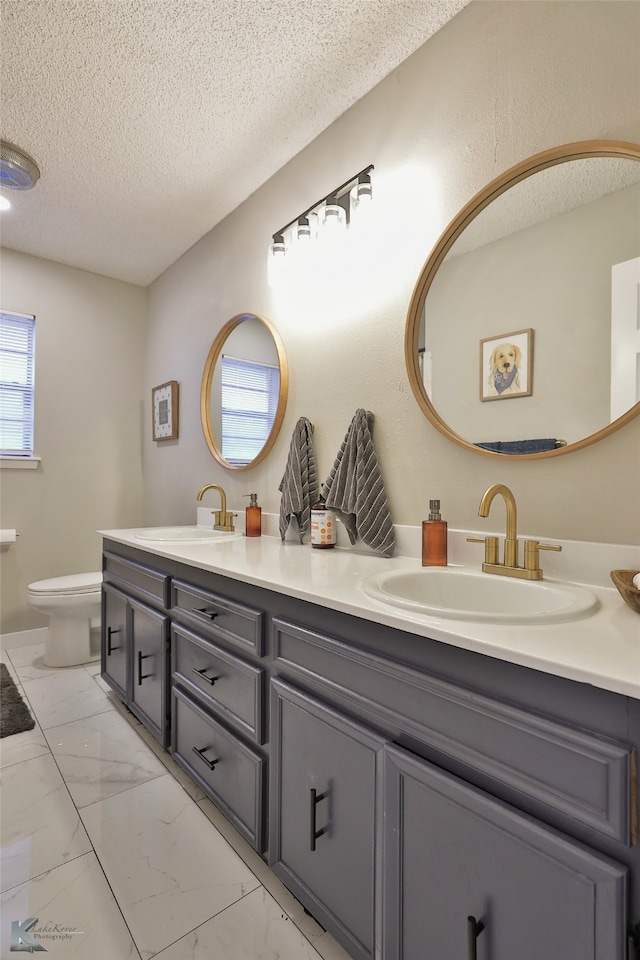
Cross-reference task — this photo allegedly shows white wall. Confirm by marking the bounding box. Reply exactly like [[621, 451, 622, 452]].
[[0, 250, 146, 632], [144, 1, 640, 548]]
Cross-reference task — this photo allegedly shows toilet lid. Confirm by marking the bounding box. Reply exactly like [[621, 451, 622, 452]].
[[28, 572, 103, 596]]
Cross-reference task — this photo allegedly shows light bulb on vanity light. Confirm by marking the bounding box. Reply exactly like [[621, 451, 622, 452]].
[[349, 171, 373, 226], [320, 195, 346, 236], [0, 195, 11, 211], [268, 232, 288, 286], [355, 170, 372, 203], [269, 233, 287, 257], [296, 216, 312, 242]]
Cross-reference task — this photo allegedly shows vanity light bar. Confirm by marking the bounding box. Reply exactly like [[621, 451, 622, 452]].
[[270, 164, 374, 256]]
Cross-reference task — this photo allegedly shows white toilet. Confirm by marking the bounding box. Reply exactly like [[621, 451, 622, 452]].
[[27, 572, 103, 667]]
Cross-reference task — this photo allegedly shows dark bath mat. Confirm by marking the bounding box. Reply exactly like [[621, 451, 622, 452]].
[[0, 662, 36, 738]]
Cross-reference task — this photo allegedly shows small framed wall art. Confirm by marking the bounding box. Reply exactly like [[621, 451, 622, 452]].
[[480, 328, 533, 401], [152, 380, 179, 441]]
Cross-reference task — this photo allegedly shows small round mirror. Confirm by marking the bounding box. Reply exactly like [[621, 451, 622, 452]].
[[200, 313, 289, 470]]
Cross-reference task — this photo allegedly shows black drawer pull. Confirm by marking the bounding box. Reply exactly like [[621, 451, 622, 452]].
[[137, 650, 152, 685], [467, 916, 485, 960], [310, 787, 327, 851], [107, 626, 122, 655], [192, 746, 219, 771], [192, 666, 219, 686], [194, 607, 219, 620]]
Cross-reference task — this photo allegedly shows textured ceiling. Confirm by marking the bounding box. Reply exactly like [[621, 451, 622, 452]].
[[0, 0, 468, 287]]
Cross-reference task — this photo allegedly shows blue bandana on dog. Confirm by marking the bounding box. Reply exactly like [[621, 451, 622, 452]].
[[493, 366, 518, 394]]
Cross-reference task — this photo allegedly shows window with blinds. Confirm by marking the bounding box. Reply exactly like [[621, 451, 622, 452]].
[[0, 311, 36, 456], [221, 354, 279, 465]]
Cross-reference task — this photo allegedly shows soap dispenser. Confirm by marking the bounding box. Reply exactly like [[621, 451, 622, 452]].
[[422, 499, 447, 566], [243, 494, 262, 537]]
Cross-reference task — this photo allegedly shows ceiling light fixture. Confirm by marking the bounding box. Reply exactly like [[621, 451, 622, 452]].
[[269, 164, 373, 259], [0, 141, 40, 190]]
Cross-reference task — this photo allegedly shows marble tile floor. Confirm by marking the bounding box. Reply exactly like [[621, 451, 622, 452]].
[[0, 642, 352, 960]]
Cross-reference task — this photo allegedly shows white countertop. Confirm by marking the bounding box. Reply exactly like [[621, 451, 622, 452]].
[[99, 524, 640, 700]]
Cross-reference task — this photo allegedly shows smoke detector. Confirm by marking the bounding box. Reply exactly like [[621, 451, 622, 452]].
[[0, 141, 40, 189]]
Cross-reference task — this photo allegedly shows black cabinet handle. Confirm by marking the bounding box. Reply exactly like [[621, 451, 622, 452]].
[[137, 650, 152, 686], [106, 626, 122, 655], [467, 916, 485, 960], [310, 787, 327, 851], [192, 666, 219, 686], [192, 746, 219, 771], [194, 607, 219, 620]]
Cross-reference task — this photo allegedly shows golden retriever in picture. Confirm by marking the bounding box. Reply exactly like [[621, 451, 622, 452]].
[[487, 342, 523, 396]]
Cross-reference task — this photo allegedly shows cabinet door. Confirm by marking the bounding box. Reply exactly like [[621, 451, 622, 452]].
[[101, 583, 128, 701], [129, 597, 170, 747], [270, 679, 385, 960], [383, 744, 627, 960]]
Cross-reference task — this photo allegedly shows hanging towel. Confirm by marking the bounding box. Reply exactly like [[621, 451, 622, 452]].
[[279, 417, 319, 542], [323, 409, 395, 558]]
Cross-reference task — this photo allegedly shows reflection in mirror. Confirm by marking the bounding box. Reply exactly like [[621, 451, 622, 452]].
[[201, 313, 288, 470], [406, 141, 640, 458]]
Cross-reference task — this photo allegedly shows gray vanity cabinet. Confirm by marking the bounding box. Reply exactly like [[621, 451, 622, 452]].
[[101, 541, 640, 960], [269, 678, 385, 960], [101, 582, 128, 700], [128, 597, 170, 746], [101, 550, 171, 747], [383, 743, 627, 960]]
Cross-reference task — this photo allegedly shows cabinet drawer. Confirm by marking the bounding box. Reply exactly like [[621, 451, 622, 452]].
[[172, 685, 265, 851], [273, 618, 633, 845], [172, 623, 265, 744], [103, 551, 170, 607], [171, 579, 263, 656]]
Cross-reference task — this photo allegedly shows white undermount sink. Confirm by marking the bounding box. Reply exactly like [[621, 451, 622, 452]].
[[362, 566, 599, 624], [135, 526, 241, 543]]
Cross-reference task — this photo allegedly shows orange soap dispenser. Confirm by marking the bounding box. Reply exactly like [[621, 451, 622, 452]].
[[422, 499, 448, 566], [243, 493, 262, 537]]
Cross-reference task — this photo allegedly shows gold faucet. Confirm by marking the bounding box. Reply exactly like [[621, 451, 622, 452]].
[[196, 484, 237, 532], [468, 483, 561, 580]]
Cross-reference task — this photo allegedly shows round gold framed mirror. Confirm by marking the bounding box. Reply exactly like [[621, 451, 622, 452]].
[[405, 140, 640, 458], [201, 313, 289, 470]]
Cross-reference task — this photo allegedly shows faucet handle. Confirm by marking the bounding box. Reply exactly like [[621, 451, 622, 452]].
[[524, 539, 562, 574], [467, 536, 499, 565]]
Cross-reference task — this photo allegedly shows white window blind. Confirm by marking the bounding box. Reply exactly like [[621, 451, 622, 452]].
[[221, 355, 279, 465], [0, 311, 35, 456]]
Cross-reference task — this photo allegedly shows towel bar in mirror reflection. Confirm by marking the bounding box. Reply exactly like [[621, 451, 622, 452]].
[[405, 139, 640, 458], [200, 313, 289, 470]]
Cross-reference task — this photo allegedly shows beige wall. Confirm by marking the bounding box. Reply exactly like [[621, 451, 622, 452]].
[[0, 250, 146, 632], [144, 1, 640, 547]]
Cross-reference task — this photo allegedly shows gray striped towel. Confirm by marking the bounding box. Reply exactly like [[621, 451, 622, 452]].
[[279, 417, 319, 542], [323, 409, 395, 558]]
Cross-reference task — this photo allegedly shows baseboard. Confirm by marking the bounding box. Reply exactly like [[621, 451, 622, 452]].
[[0, 626, 48, 651]]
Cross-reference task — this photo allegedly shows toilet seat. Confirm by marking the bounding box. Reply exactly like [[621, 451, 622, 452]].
[[28, 572, 102, 596]]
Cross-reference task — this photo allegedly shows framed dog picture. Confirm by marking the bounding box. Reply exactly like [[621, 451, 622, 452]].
[[480, 328, 533, 401]]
